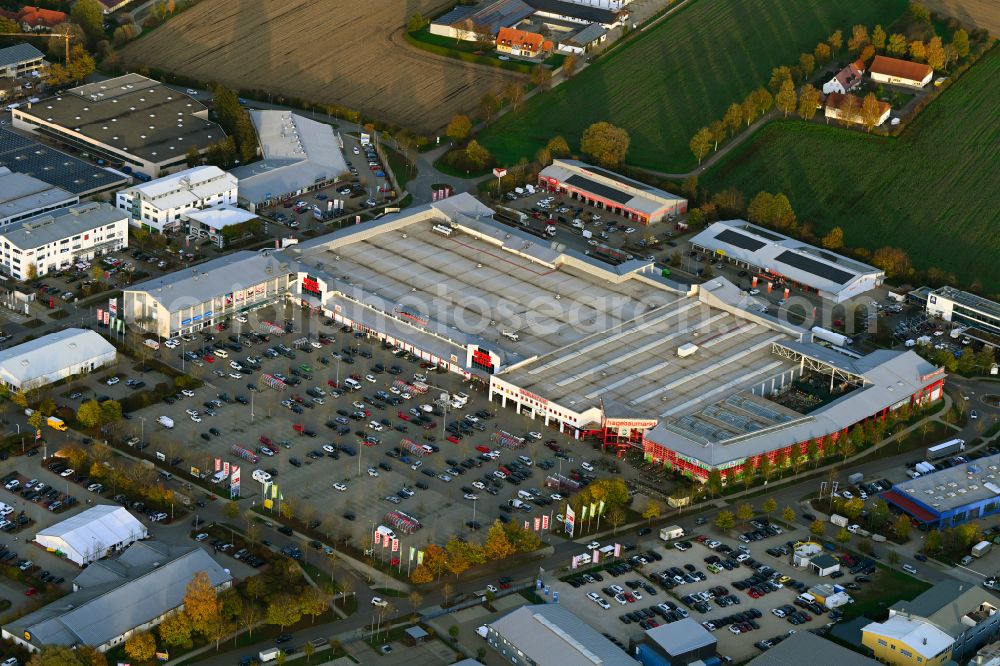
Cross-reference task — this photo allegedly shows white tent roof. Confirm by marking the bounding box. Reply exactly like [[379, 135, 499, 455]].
[[35, 505, 146, 556], [0, 328, 115, 386]]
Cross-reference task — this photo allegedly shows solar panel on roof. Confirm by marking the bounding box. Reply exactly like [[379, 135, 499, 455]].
[[818, 250, 842, 263], [0, 128, 126, 194], [584, 165, 650, 190], [565, 174, 633, 205], [714, 228, 766, 252], [774, 250, 854, 284], [746, 226, 785, 241]]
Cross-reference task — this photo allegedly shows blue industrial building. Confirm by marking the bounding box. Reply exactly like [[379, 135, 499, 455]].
[[883, 453, 1000, 528]]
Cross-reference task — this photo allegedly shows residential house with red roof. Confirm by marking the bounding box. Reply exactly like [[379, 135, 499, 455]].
[[495, 26, 553, 58], [869, 55, 934, 88], [824, 92, 891, 127], [0, 6, 68, 31], [822, 59, 865, 95]]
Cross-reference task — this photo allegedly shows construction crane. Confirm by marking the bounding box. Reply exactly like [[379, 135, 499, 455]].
[[0, 31, 70, 64]]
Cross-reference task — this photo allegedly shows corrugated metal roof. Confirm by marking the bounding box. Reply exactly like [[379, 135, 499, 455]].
[[490, 604, 638, 666], [0, 43, 45, 68], [748, 631, 880, 666]]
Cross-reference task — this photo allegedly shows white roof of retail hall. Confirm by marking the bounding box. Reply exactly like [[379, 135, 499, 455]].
[[287, 193, 681, 370], [34, 505, 146, 557], [689, 220, 884, 300], [232, 110, 349, 205], [643, 343, 941, 468], [0, 328, 115, 386], [127, 249, 297, 313], [539, 159, 685, 216]]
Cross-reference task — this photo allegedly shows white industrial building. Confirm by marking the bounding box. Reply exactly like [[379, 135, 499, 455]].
[[926, 286, 1000, 341], [115, 165, 238, 233], [0, 202, 128, 280], [184, 204, 259, 248], [34, 505, 147, 566], [689, 220, 885, 303], [3, 541, 232, 652], [231, 110, 349, 212], [0, 328, 116, 391], [124, 250, 296, 339], [0, 167, 78, 228]]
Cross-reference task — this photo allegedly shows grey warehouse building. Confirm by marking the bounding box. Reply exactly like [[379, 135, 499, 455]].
[[11, 73, 226, 177], [2, 541, 232, 652], [486, 604, 638, 666], [0, 166, 78, 227]]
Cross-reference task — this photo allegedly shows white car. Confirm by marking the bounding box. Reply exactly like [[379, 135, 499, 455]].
[[463, 493, 479, 501], [610, 585, 625, 595], [369, 421, 384, 431], [367, 467, 379, 477], [185, 88, 198, 95], [323, 444, 336, 453], [486, 584, 498, 593], [581, 461, 594, 472], [371, 597, 388, 608], [551, 493, 563, 501], [60, 468, 74, 477], [365, 374, 377, 383], [624, 227, 636, 234], [841, 490, 854, 500], [389, 386, 401, 395], [748, 289, 760, 295], [252, 469, 271, 483], [632, 590, 643, 600], [164, 339, 179, 348], [472, 481, 486, 490], [410, 461, 423, 470], [190, 414, 202, 423], [229, 372, 242, 379], [333, 482, 348, 492], [614, 594, 628, 605], [185, 408, 199, 417], [527, 432, 542, 441], [106, 376, 120, 386], [181, 389, 195, 397], [587, 541, 600, 550], [235, 315, 248, 323]]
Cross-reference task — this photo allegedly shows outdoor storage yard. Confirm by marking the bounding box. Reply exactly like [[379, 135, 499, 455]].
[[120, 0, 519, 132]]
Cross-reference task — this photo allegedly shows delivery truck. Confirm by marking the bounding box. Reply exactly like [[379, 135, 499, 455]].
[[830, 514, 849, 527], [46, 416, 67, 431], [659, 525, 684, 541], [972, 541, 992, 558], [258, 648, 281, 663], [811, 326, 853, 348], [848, 472, 864, 485]]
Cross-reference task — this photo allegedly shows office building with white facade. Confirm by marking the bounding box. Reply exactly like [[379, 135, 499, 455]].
[[0, 202, 127, 280], [115, 165, 238, 233]]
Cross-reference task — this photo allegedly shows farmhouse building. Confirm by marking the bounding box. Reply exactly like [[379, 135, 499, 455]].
[[11, 73, 226, 178], [525, 0, 626, 27], [824, 92, 891, 127], [555, 23, 608, 53], [822, 59, 865, 95], [0, 44, 45, 80], [538, 159, 687, 223], [496, 27, 552, 57], [869, 55, 933, 88], [0, 6, 67, 31], [430, 0, 535, 41]]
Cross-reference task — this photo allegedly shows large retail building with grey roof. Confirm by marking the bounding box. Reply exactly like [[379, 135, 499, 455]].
[[2, 540, 232, 652], [538, 159, 687, 224], [0, 328, 116, 391], [120, 193, 946, 479]]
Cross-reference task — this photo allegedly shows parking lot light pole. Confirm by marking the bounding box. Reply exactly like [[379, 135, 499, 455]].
[[251, 391, 255, 423]]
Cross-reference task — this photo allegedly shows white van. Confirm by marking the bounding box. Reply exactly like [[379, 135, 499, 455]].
[[344, 378, 361, 390], [211, 470, 229, 484], [376, 525, 396, 540], [213, 349, 229, 359]]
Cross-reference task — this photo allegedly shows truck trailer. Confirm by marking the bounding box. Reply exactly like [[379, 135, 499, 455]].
[[811, 326, 853, 347], [972, 541, 992, 558], [659, 525, 684, 541], [926, 438, 965, 461], [830, 514, 849, 528]]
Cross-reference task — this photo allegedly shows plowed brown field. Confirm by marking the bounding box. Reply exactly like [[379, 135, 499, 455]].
[[121, 0, 519, 132]]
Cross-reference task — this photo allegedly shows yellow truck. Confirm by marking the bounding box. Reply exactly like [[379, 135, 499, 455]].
[[46, 416, 67, 431]]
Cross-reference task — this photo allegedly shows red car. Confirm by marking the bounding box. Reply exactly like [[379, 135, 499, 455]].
[[292, 424, 304, 433], [24, 587, 37, 596], [476, 445, 490, 453], [259, 435, 273, 447], [446, 435, 460, 444], [203, 355, 215, 363], [327, 380, 339, 388], [398, 412, 411, 422]]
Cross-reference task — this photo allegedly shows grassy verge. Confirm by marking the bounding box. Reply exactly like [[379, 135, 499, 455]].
[[840, 565, 931, 621], [404, 29, 534, 74]]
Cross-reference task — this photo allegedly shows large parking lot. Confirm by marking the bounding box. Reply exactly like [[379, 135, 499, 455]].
[[547, 521, 880, 663], [130, 304, 633, 549]]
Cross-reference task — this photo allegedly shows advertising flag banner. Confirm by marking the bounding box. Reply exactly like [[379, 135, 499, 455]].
[[542, 515, 549, 530], [534, 517, 541, 531], [593, 550, 600, 564], [524, 520, 530, 530], [598, 500, 606, 515], [103, 311, 110, 325], [214, 458, 221, 472], [590, 502, 597, 518], [108, 298, 117, 317], [581, 505, 588, 522], [392, 539, 399, 552], [374, 531, 381, 545], [97, 308, 103, 322], [271, 484, 278, 499], [614, 543, 622, 558], [565, 505, 576, 536], [409, 546, 415, 561], [223, 461, 230, 476], [571, 555, 579, 569], [417, 550, 424, 565]]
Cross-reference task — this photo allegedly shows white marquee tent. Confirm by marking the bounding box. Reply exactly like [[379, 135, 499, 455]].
[[35, 505, 147, 566]]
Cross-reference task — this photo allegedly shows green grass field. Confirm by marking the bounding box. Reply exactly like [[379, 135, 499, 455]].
[[703, 47, 1000, 290], [477, 0, 907, 171]]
